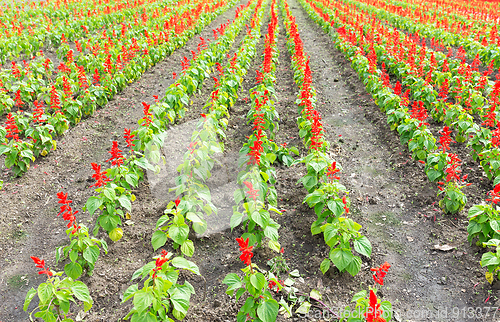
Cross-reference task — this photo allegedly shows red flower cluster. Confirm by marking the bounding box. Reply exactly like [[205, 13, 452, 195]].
[[14, 90, 23, 108], [326, 161, 340, 181], [57, 191, 80, 234], [486, 184, 500, 205], [93, 68, 100, 85], [11, 61, 21, 78], [438, 79, 449, 101], [409, 100, 428, 127], [104, 54, 113, 74], [438, 126, 453, 153], [31, 256, 53, 277], [243, 181, 259, 202], [50, 85, 60, 110], [62, 76, 72, 97], [76, 65, 89, 89], [268, 279, 283, 292], [181, 56, 190, 73], [90, 163, 111, 188], [106, 141, 124, 167], [236, 237, 253, 266], [342, 196, 349, 215], [32, 101, 45, 123], [152, 249, 169, 279], [124, 128, 135, 150], [364, 290, 386, 322], [5, 113, 20, 141], [371, 262, 391, 286], [141, 102, 153, 127]]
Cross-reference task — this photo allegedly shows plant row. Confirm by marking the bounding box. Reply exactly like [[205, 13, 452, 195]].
[[22, 1, 262, 320], [281, 0, 372, 278], [0, 0, 235, 177]]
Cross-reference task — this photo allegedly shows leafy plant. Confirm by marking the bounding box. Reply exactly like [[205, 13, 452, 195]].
[[122, 250, 200, 321], [55, 191, 107, 280], [24, 256, 93, 322], [223, 237, 284, 322]]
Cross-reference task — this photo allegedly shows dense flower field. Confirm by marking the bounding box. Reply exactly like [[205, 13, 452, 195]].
[[1, 0, 500, 321]]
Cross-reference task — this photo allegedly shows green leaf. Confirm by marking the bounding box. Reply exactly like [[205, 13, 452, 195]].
[[323, 223, 338, 245], [170, 288, 190, 320], [250, 273, 266, 290], [257, 298, 279, 322], [133, 289, 154, 314], [223, 273, 242, 296], [122, 284, 138, 303], [83, 245, 100, 265], [131, 311, 157, 322], [64, 262, 83, 280], [171, 257, 200, 275], [103, 187, 116, 200], [181, 240, 194, 257], [330, 248, 353, 272], [268, 240, 281, 253], [230, 212, 244, 230], [71, 281, 92, 304], [23, 287, 37, 311], [380, 301, 393, 321], [37, 283, 54, 304], [151, 230, 168, 251], [169, 224, 189, 245], [481, 252, 500, 267], [85, 196, 102, 215], [320, 258, 331, 274], [345, 256, 362, 276], [351, 290, 367, 302], [118, 195, 132, 211], [353, 236, 372, 257], [125, 173, 139, 187], [35, 310, 57, 322]]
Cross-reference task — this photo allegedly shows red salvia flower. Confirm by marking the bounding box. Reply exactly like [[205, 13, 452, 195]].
[[141, 102, 153, 126], [342, 196, 349, 215], [152, 249, 169, 278], [66, 49, 74, 64], [445, 154, 462, 183], [5, 113, 20, 141], [409, 100, 428, 127], [236, 237, 254, 266], [89, 163, 111, 188], [438, 126, 453, 152], [326, 161, 340, 181], [106, 141, 124, 167], [76, 65, 89, 89], [31, 256, 53, 277], [75, 40, 82, 53], [32, 100, 45, 123], [14, 90, 23, 108], [49, 85, 60, 110], [11, 61, 21, 78], [62, 76, 72, 97], [243, 181, 259, 202], [364, 290, 386, 322], [124, 128, 135, 150], [371, 261, 391, 286], [56, 191, 80, 233], [486, 184, 500, 205], [92, 68, 100, 85]]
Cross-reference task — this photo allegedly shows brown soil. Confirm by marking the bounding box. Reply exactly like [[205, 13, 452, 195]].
[[0, 1, 495, 322]]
